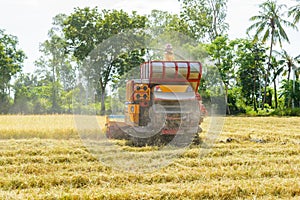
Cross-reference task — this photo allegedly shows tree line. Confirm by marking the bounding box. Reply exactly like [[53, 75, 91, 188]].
[[0, 0, 300, 115]]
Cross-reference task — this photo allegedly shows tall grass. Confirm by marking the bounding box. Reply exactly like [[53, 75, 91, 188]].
[[0, 115, 106, 139]]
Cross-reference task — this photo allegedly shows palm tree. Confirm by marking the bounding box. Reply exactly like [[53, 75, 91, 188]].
[[246, 0, 298, 109], [274, 50, 300, 108], [270, 56, 281, 109], [288, 1, 300, 24], [275, 50, 300, 83]]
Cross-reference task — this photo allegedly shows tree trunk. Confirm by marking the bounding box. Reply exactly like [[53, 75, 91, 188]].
[[99, 78, 106, 115], [286, 65, 292, 108], [262, 28, 274, 110], [287, 64, 291, 83], [274, 77, 278, 109], [292, 72, 296, 109], [225, 84, 230, 115], [52, 65, 57, 113], [100, 90, 106, 115], [253, 78, 257, 112]]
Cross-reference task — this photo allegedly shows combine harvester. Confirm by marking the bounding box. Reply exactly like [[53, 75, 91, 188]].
[[106, 46, 206, 146]]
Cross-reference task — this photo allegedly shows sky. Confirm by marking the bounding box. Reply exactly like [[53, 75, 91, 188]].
[[0, 0, 299, 73]]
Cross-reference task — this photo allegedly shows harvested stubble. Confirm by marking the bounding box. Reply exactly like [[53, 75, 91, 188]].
[[0, 115, 299, 199]]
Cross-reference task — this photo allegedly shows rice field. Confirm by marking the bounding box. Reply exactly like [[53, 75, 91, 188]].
[[0, 115, 299, 199]]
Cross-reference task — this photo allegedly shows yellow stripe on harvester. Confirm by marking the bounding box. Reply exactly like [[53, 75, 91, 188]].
[[158, 85, 189, 93]]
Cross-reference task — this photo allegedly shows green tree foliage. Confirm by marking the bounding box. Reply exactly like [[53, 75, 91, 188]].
[[269, 56, 281, 108], [63, 8, 146, 114], [35, 14, 76, 113], [178, 0, 229, 42], [235, 40, 267, 111], [274, 50, 300, 84], [111, 49, 146, 88], [12, 73, 37, 114], [280, 79, 300, 108], [246, 0, 298, 108], [63, 8, 146, 60], [5, 5, 299, 115], [12, 73, 54, 114], [275, 51, 300, 108], [0, 29, 26, 113], [206, 35, 235, 114], [272, 50, 300, 108], [146, 10, 190, 39], [288, 0, 300, 24]]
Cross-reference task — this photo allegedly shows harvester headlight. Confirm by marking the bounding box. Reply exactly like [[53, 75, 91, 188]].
[[154, 86, 162, 92]]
